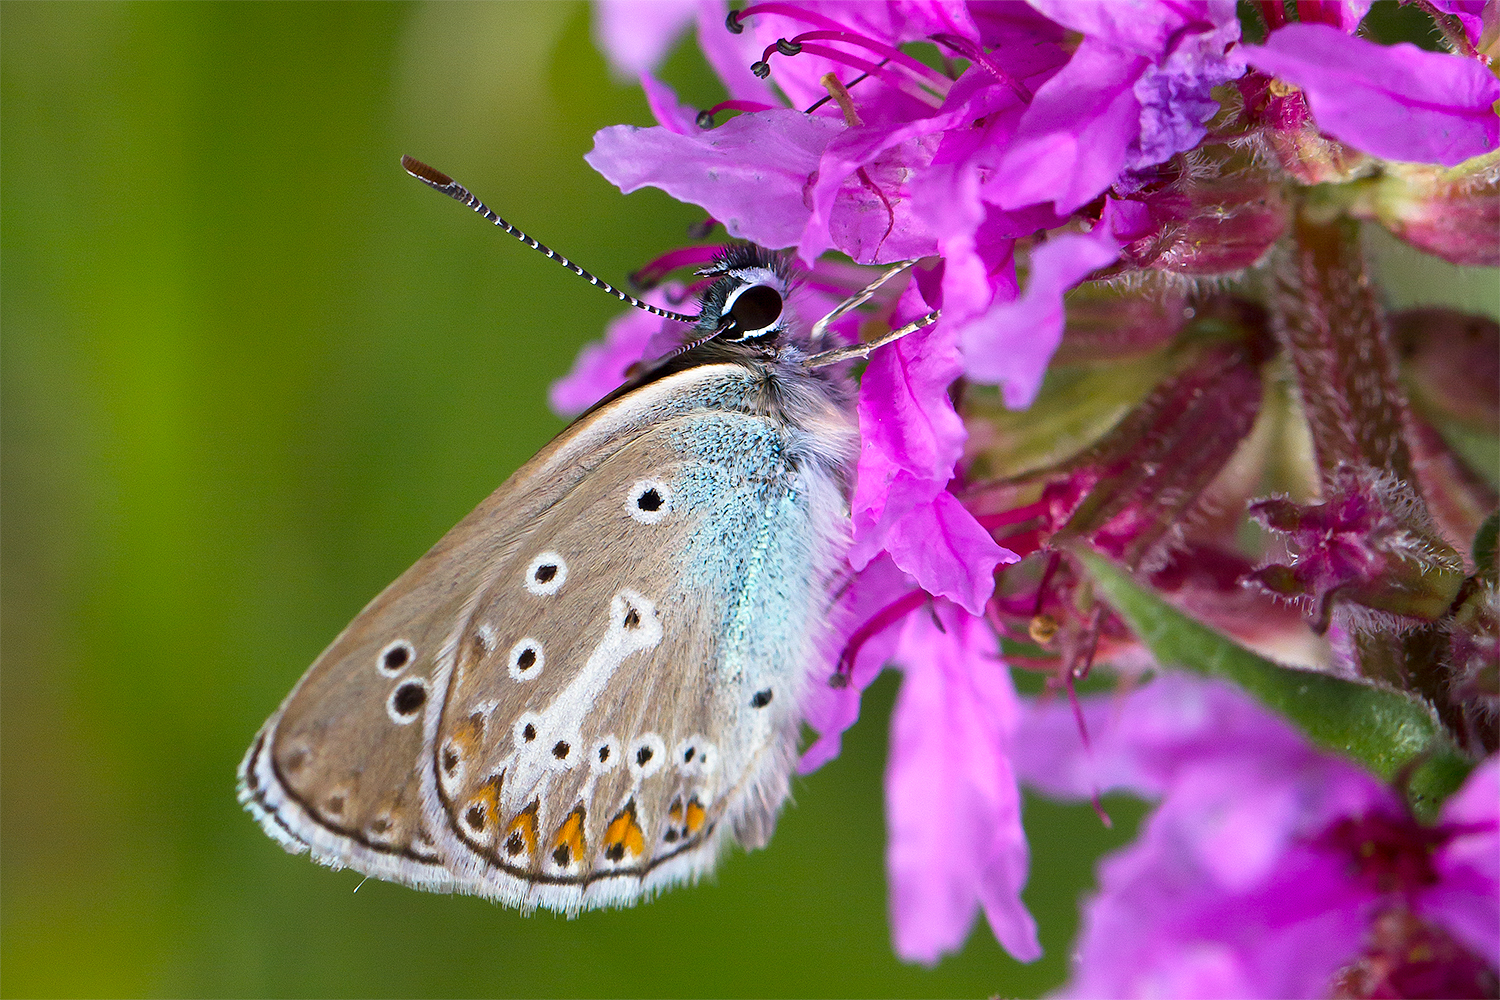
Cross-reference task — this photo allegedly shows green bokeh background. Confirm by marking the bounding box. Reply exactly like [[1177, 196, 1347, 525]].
[[3, 4, 1493, 998]]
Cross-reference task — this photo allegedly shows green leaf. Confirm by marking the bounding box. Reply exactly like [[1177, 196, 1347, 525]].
[[1069, 545, 1472, 817]]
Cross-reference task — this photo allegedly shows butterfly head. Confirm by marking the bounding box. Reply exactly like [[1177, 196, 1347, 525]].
[[694, 245, 795, 345]]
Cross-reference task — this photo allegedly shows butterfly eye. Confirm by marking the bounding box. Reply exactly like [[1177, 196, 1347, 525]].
[[724, 283, 783, 339]]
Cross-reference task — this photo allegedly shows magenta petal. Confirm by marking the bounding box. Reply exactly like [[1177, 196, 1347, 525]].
[[883, 491, 1012, 616], [994, 36, 1148, 213], [639, 73, 699, 135], [798, 556, 915, 773], [548, 291, 679, 417], [960, 227, 1121, 408], [1241, 23, 1500, 166], [592, 0, 697, 78], [1427, 757, 1500, 966], [587, 110, 842, 249], [886, 602, 1040, 964]]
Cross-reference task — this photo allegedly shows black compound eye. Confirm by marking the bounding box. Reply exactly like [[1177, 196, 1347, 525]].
[[727, 284, 783, 337]]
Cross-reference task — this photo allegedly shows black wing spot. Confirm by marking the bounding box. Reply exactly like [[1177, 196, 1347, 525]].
[[442, 746, 460, 776], [664, 828, 679, 843], [605, 843, 625, 862], [683, 747, 695, 763], [552, 740, 570, 760], [598, 745, 611, 763], [637, 488, 662, 511], [623, 608, 641, 629], [522, 723, 537, 742], [392, 681, 427, 718], [516, 647, 537, 670], [636, 745, 654, 766], [552, 844, 571, 867], [465, 805, 486, 832], [380, 642, 412, 674], [751, 689, 773, 708], [534, 563, 557, 583], [505, 832, 525, 856]]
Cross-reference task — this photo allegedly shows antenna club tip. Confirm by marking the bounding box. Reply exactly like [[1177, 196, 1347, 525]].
[[401, 154, 452, 187]]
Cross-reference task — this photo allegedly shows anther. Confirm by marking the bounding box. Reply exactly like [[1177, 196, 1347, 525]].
[[751, 60, 771, 79], [775, 37, 802, 56], [725, 9, 744, 33], [696, 109, 716, 129]]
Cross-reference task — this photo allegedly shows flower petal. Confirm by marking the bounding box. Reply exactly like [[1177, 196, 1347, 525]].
[[886, 602, 1040, 963], [1427, 756, 1500, 967], [960, 223, 1121, 408], [587, 110, 843, 249], [1241, 23, 1500, 166], [592, 0, 697, 79]]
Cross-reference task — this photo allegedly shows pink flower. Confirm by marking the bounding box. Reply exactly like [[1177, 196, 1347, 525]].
[[1013, 674, 1499, 998], [1241, 22, 1500, 167], [886, 598, 1039, 964]]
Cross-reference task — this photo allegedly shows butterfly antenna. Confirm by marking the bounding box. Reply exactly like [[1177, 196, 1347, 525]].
[[401, 155, 701, 325]]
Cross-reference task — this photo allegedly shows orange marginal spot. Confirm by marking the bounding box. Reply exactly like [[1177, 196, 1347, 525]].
[[684, 796, 707, 836], [461, 774, 502, 839], [549, 806, 587, 869], [502, 801, 539, 862], [603, 801, 646, 863]]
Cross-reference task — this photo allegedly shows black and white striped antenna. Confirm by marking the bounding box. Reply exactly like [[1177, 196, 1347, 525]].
[[401, 155, 701, 325]]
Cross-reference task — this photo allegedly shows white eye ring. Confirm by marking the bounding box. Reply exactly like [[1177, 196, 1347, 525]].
[[524, 551, 567, 596], [625, 479, 672, 524], [507, 638, 544, 680]]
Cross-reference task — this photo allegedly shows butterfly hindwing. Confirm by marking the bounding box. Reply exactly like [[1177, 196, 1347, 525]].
[[239, 359, 855, 911]]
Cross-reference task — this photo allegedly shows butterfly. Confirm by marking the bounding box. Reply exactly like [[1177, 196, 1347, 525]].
[[238, 157, 935, 914]]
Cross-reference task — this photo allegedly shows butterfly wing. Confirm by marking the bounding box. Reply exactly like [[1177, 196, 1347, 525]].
[[239, 360, 854, 911]]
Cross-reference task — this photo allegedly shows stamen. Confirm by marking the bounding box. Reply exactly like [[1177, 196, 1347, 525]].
[[821, 72, 862, 126], [781, 30, 953, 95], [1063, 669, 1113, 829], [696, 99, 778, 129], [930, 33, 1031, 103], [829, 589, 929, 687], [754, 39, 945, 107], [628, 245, 727, 290]]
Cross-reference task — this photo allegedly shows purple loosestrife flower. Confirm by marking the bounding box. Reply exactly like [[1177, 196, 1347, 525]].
[[1241, 22, 1500, 167], [568, 0, 1500, 981], [1013, 674, 1500, 999]]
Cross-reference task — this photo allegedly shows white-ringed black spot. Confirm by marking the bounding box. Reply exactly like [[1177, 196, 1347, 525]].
[[627, 733, 666, 779], [751, 688, 773, 708], [625, 479, 672, 524], [684, 747, 695, 763], [507, 638, 544, 681], [387, 679, 428, 724], [523, 723, 537, 742], [552, 740, 570, 760], [590, 736, 620, 774], [523, 551, 567, 596], [378, 640, 414, 676]]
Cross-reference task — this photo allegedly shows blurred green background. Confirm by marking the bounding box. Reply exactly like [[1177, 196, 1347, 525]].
[[0, 4, 1143, 996], [2, 4, 1493, 999]]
